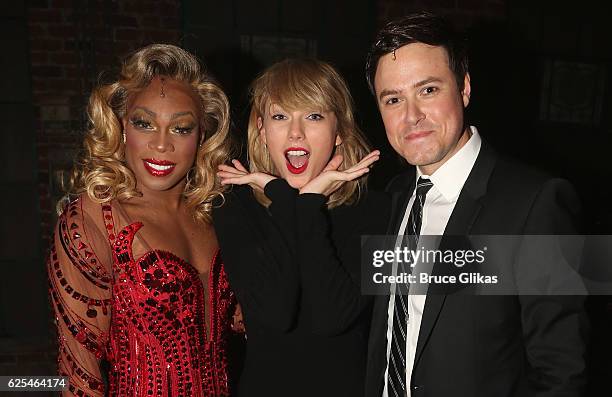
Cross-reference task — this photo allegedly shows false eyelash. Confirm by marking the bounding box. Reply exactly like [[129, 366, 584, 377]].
[[173, 125, 196, 134]]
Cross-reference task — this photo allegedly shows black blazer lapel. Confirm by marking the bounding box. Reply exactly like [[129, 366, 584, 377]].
[[413, 141, 497, 369]]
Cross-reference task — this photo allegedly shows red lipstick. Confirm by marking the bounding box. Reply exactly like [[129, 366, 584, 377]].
[[284, 147, 309, 175], [143, 158, 176, 177]]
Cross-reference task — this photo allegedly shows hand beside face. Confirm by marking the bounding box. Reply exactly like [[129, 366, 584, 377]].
[[123, 77, 201, 195], [374, 43, 471, 175], [258, 103, 341, 189]]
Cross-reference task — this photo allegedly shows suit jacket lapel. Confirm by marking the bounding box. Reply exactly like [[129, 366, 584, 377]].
[[413, 141, 497, 368]]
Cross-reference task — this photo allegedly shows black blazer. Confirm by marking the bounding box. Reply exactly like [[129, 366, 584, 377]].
[[365, 142, 588, 397], [213, 179, 389, 397]]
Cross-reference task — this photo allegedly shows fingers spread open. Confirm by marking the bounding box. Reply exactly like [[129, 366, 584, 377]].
[[345, 154, 379, 174], [218, 164, 245, 173], [219, 175, 251, 185], [341, 167, 370, 181], [323, 154, 344, 172], [232, 159, 249, 173]]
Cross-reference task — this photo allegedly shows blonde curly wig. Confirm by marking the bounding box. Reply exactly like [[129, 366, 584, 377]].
[[247, 58, 371, 208], [63, 44, 232, 222]]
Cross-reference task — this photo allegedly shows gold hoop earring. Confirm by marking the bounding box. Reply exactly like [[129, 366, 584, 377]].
[[122, 131, 126, 144]]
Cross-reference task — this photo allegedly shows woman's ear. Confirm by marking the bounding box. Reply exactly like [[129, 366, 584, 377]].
[[335, 133, 342, 146]]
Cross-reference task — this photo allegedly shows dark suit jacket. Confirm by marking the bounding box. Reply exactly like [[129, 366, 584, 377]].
[[365, 142, 588, 397]]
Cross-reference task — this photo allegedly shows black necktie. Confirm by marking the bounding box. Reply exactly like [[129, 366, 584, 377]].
[[387, 177, 434, 397]]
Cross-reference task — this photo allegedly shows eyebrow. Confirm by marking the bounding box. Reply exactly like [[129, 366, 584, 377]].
[[413, 77, 442, 88], [132, 106, 156, 117], [378, 77, 443, 101], [170, 111, 196, 120], [131, 107, 196, 120], [378, 89, 401, 101]]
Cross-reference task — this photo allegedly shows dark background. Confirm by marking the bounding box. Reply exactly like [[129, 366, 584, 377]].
[[1, 0, 610, 394]]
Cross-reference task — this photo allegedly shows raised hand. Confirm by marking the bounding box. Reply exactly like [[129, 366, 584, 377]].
[[217, 159, 277, 192], [299, 150, 380, 196]]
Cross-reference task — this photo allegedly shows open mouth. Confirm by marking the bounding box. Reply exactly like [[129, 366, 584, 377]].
[[284, 147, 310, 174], [143, 158, 176, 177]]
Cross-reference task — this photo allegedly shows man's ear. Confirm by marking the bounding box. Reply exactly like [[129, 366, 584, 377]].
[[462, 73, 471, 108], [257, 116, 266, 144]]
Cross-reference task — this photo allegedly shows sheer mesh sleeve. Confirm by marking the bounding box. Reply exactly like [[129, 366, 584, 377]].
[[47, 197, 113, 396]]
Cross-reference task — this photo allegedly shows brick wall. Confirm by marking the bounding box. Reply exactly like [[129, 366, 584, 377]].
[[28, 0, 508, 248], [28, 0, 182, 250]]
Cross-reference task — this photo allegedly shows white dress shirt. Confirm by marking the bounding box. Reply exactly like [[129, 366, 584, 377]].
[[382, 126, 482, 397]]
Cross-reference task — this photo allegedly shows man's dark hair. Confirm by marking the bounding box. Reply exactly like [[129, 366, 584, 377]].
[[365, 12, 469, 95]]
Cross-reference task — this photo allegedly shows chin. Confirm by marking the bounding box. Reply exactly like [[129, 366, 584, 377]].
[[138, 174, 186, 192], [142, 183, 180, 192], [402, 148, 436, 166], [284, 175, 309, 189]]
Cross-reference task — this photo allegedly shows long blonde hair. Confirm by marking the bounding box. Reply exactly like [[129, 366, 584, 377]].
[[63, 44, 232, 222], [247, 58, 370, 208]]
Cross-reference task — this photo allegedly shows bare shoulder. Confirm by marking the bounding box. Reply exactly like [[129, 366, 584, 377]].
[[55, 194, 114, 265], [62, 193, 108, 232]]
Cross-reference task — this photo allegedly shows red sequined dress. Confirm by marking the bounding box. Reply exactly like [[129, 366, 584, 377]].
[[48, 196, 237, 396]]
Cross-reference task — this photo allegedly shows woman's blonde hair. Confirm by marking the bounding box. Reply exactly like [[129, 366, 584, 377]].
[[247, 58, 370, 208], [63, 44, 232, 222]]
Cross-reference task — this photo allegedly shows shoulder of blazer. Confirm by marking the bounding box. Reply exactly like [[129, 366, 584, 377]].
[[491, 156, 557, 191], [458, 140, 498, 200], [464, 140, 580, 226], [481, 140, 570, 201]]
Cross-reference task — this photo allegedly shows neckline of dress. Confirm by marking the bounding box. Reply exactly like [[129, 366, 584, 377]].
[[101, 201, 218, 278], [120, 221, 219, 278]]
